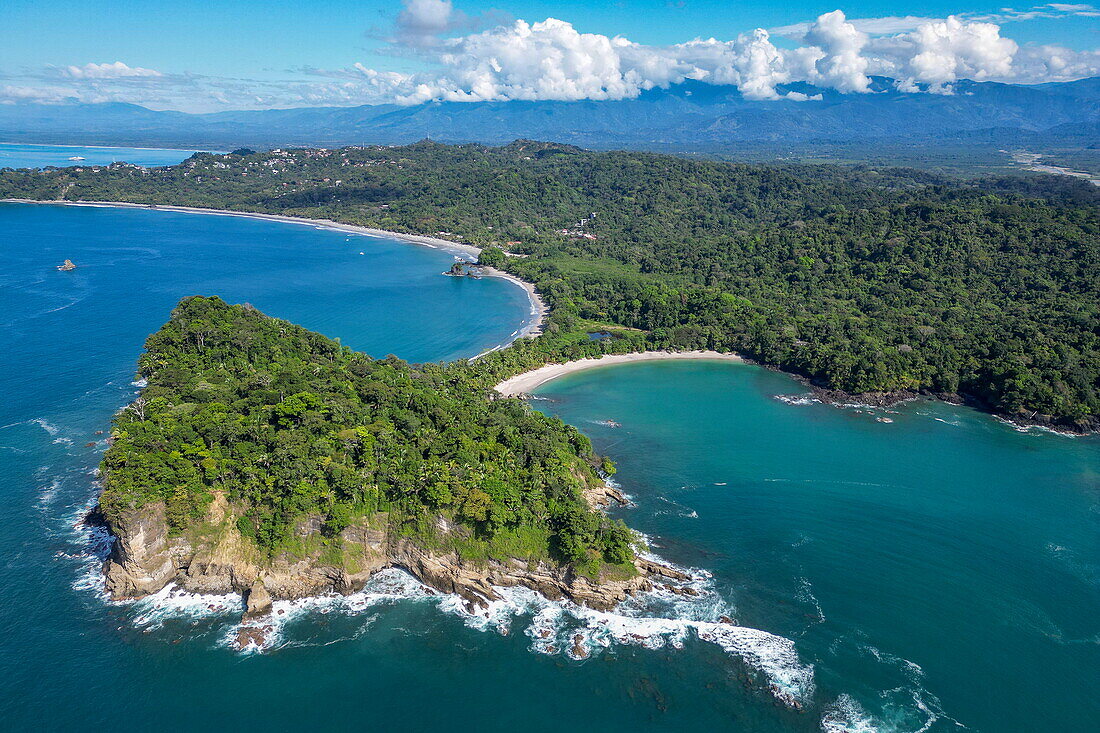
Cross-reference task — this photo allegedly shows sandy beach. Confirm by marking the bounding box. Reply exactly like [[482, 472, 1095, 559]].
[[1, 198, 548, 339], [494, 350, 744, 396]]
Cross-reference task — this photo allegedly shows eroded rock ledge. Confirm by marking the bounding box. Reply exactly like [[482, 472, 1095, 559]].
[[102, 489, 687, 627]]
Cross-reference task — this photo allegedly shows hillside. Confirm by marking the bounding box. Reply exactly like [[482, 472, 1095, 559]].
[[3, 141, 1098, 430]]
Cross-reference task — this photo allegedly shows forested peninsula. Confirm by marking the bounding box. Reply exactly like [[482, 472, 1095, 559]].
[[97, 296, 674, 624], [3, 140, 1097, 435]]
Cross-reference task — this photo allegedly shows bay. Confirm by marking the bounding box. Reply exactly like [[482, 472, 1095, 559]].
[[532, 360, 1100, 732], [0, 203, 1096, 732]]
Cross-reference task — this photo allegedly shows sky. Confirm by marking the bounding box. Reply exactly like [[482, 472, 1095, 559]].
[[1, 0, 1098, 111]]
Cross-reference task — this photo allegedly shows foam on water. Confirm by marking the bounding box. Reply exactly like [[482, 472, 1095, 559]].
[[655, 495, 698, 519], [130, 585, 241, 630], [797, 577, 827, 626], [84, 536, 814, 707], [821, 694, 880, 733], [993, 415, 1082, 437], [433, 557, 815, 707], [32, 418, 62, 436], [851, 643, 956, 733], [35, 477, 63, 509], [775, 394, 819, 406], [231, 569, 435, 652]]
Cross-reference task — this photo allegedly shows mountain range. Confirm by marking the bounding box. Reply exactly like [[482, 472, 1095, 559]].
[[1, 76, 1097, 155]]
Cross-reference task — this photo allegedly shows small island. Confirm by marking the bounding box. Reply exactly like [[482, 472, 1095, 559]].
[[99, 297, 685, 645], [57, 259, 76, 271], [444, 260, 482, 278]]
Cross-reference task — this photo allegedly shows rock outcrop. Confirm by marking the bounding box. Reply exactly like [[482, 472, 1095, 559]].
[[101, 486, 675, 616], [102, 503, 178, 598], [243, 579, 272, 619]]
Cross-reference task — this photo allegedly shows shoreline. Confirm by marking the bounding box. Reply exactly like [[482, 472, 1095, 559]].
[[6, 199, 1086, 433], [0, 141, 213, 153], [494, 351, 744, 396], [0, 198, 548, 341]]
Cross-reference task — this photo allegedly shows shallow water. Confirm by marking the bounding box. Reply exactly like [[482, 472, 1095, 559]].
[[0, 203, 1096, 731], [0, 142, 202, 169]]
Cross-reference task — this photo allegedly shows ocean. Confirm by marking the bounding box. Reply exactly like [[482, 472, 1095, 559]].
[[0, 143, 205, 169], [0, 203, 1096, 731]]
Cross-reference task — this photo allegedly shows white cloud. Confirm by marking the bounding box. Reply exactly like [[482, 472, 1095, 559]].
[[0, 85, 67, 104], [1044, 3, 1100, 13], [1015, 43, 1100, 80], [396, 0, 458, 45], [3, 6, 1099, 111], [62, 61, 162, 79], [803, 10, 872, 92], [773, 15, 939, 37], [867, 16, 1019, 91], [355, 10, 1091, 104], [426, 18, 648, 102]]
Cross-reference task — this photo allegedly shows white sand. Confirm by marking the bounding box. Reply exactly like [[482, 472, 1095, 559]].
[[2, 198, 549, 339], [494, 351, 744, 396]]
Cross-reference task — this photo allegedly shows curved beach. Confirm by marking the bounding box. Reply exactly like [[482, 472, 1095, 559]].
[[1, 198, 548, 339], [494, 350, 743, 396]]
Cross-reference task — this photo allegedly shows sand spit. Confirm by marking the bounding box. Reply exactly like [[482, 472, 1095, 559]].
[[494, 351, 744, 397]]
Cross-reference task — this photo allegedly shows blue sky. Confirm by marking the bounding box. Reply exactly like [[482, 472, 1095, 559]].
[[2, 1, 1097, 110]]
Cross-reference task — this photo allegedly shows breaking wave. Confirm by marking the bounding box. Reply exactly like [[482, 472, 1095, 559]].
[[436, 569, 815, 707], [821, 694, 880, 733], [775, 394, 819, 406], [74, 530, 815, 708]]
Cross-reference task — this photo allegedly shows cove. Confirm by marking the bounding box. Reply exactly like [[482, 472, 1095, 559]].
[[530, 359, 1100, 732]]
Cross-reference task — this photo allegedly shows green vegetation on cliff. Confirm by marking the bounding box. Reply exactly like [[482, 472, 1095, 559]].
[[100, 296, 634, 575], [3, 140, 1098, 428]]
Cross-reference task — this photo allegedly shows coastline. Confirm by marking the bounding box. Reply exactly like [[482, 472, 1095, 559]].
[[494, 350, 744, 396], [0, 142, 213, 153], [0, 198, 547, 340], [6, 199, 1087, 433]]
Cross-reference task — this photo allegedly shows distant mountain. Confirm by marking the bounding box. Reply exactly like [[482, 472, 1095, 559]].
[[0, 77, 1096, 154]]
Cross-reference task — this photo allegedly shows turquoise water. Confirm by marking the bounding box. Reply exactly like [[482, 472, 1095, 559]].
[[0, 142, 203, 169], [533, 361, 1100, 732], [0, 203, 1096, 731]]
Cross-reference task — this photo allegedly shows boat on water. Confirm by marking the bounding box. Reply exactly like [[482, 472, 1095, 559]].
[[67, 156, 86, 161], [56, 259, 77, 271]]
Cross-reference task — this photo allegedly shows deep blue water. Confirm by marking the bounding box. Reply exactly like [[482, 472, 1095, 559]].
[[0, 142, 203, 169], [0, 203, 1096, 731]]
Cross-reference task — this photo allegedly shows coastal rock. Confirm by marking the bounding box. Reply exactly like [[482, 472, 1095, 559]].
[[102, 503, 179, 600], [244, 579, 272, 619], [583, 482, 629, 508], [100, 500, 683, 614], [635, 557, 690, 581]]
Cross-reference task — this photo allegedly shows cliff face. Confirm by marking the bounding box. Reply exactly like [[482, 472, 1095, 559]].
[[101, 491, 677, 618]]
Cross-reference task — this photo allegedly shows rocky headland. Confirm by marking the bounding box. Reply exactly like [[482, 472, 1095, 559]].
[[101, 487, 687, 648]]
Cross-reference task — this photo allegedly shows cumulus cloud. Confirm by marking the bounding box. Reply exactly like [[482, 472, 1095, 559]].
[[3, 4, 1099, 111], [803, 10, 872, 92], [62, 61, 162, 79], [773, 15, 938, 37], [338, 9, 1092, 105], [867, 16, 1018, 91]]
